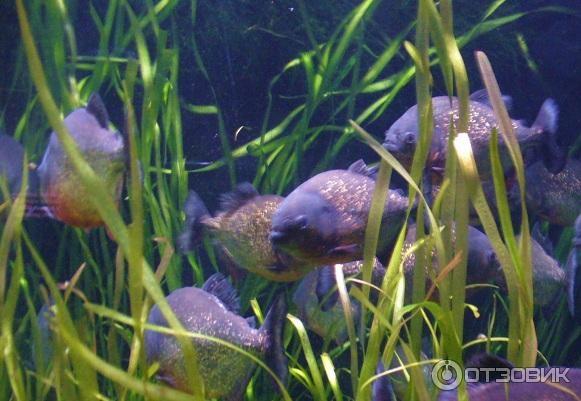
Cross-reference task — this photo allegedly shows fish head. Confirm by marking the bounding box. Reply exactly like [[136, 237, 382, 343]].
[[270, 190, 346, 264], [383, 111, 419, 168]]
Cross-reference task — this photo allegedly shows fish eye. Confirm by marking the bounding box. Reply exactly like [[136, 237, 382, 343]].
[[293, 215, 308, 230], [486, 251, 498, 267], [404, 132, 416, 144]]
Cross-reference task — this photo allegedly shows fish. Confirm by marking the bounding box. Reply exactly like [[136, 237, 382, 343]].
[[566, 214, 581, 323], [488, 226, 567, 308], [178, 183, 311, 282], [0, 133, 27, 200], [437, 354, 581, 401], [372, 361, 396, 401], [402, 222, 567, 307], [292, 258, 385, 343], [145, 273, 288, 400], [31, 300, 55, 372], [493, 228, 567, 308], [428, 176, 520, 225], [526, 230, 566, 307], [0, 133, 41, 206], [373, 347, 434, 401], [36, 93, 126, 228], [401, 223, 500, 302], [382, 90, 564, 183], [270, 159, 410, 266], [522, 158, 581, 226]]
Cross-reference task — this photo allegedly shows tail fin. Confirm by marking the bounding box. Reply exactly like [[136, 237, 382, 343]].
[[533, 98, 565, 174], [177, 190, 210, 254], [261, 292, 288, 388], [372, 361, 395, 401]]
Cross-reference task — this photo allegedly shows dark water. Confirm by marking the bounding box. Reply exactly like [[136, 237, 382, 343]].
[[2, 1, 579, 190]]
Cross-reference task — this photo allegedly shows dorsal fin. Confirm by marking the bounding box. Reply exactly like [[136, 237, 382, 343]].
[[202, 273, 240, 314], [470, 89, 513, 111], [348, 159, 378, 179], [218, 182, 260, 213], [86, 92, 110, 129]]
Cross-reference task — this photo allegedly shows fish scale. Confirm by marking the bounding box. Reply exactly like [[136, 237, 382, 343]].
[[36, 94, 126, 228], [383, 91, 563, 185], [179, 185, 313, 281], [523, 158, 581, 226], [270, 160, 410, 266], [145, 274, 287, 399]]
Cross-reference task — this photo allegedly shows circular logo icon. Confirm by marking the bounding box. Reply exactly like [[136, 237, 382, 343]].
[[431, 359, 462, 390]]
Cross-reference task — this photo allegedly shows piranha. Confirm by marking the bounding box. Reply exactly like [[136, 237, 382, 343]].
[[401, 223, 500, 302], [372, 362, 396, 401], [382, 90, 565, 183], [145, 273, 288, 399], [178, 183, 311, 282], [270, 160, 410, 266], [0, 133, 41, 206], [522, 158, 581, 226], [292, 258, 385, 343], [566, 214, 581, 323], [373, 346, 434, 401], [529, 230, 568, 307], [437, 354, 581, 401], [489, 227, 567, 308], [0, 134, 27, 200], [32, 299, 55, 372], [402, 223, 566, 307], [36, 93, 126, 228]]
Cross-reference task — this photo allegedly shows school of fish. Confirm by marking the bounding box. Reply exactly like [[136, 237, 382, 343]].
[[4, 89, 580, 400]]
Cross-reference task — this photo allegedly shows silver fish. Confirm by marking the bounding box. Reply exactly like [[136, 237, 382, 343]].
[[383, 90, 564, 184], [401, 224, 500, 302], [270, 159, 410, 266], [523, 158, 581, 226], [178, 183, 310, 282], [36, 93, 126, 228], [145, 273, 287, 400], [0, 134, 26, 199], [292, 258, 385, 343]]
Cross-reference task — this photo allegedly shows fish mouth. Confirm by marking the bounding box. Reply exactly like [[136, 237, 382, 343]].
[[270, 230, 290, 246], [382, 139, 400, 153], [270, 215, 308, 246]]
